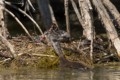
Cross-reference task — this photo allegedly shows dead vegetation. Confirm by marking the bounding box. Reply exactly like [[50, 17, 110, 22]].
[[0, 0, 120, 69]]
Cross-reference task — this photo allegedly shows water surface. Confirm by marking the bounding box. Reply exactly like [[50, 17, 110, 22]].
[[0, 66, 120, 80]]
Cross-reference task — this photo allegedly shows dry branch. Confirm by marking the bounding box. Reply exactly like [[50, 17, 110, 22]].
[[4, 8, 33, 40], [64, 0, 70, 36], [17, 52, 56, 58], [32, 54, 56, 58], [92, 0, 120, 57], [79, 0, 94, 41], [5, 1, 44, 35], [103, 0, 120, 27], [0, 1, 16, 58], [70, 0, 83, 27], [49, 5, 59, 27], [0, 34, 16, 58], [27, 0, 35, 12], [0, 0, 7, 38], [79, 0, 94, 61], [70, 0, 94, 41]]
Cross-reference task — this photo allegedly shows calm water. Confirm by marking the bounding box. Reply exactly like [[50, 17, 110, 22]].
[[0, 66, 120, 80]]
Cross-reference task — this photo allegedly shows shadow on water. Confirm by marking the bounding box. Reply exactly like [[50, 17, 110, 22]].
[[0, 66, 120, 80]]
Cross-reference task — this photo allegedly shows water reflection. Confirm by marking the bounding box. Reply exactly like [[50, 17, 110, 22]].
[[93, 67, 120, 80], [0, 67, 120, 80]]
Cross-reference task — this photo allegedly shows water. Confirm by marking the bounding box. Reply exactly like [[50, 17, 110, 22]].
[[0, 66, 120, 80]]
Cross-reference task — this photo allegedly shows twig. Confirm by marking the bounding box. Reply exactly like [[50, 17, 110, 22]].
[[32, 54, 56, 58], [95, 54, 114, 63], [90, 39, 93, 62], [27, 0, 35, 12], [18, 52, 56, 58], [77, 39, 81, 49], [0, 58, 12, 64]]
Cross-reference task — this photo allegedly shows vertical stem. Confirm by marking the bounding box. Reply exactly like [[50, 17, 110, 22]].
[[0, 0, 6, 37], [79, 0, 94, 62], [49, 4, 59, 27], [64, 0, 70, 36], [90, 37, 93, 63]]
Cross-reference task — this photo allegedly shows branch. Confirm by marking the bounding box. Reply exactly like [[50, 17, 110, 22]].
[[5, 1, 44, 35], [64, 0, 70, 36], [103, 0, 120, 27], [0, 34, 16, 58], [92, 0, 120, 57], [4, 8, 33, 40], [49, 4, 59, 27]]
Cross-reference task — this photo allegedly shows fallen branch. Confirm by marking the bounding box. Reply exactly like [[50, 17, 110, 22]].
[[95, 54, 115, 63]]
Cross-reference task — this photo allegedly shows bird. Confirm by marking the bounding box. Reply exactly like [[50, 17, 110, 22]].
[[44, 28, 70, 43], [57, 30, 70, 42]]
